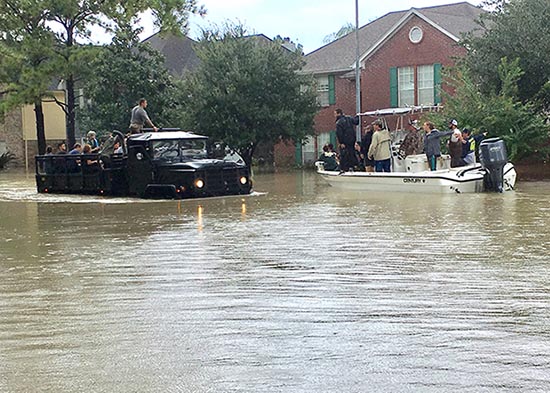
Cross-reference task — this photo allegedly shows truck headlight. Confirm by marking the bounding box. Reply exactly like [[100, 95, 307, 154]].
[[195, 179, 204, 189], [239, 176, 248, 185]]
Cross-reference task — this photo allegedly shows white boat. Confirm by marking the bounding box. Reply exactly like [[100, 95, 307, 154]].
[[316, 139, 517, 194]]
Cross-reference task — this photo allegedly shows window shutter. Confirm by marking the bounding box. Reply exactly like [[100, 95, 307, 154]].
[[328, 75, 336, 105], [434, 63, 442, 104], [295, 141, 303, 165], [329, 131, 337, 147], [390, 67, 398, 108]]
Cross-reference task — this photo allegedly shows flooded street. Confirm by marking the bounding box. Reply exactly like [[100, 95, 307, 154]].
[[1, 171, 549, 392]]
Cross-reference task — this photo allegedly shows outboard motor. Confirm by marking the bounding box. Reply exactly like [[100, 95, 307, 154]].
[[479, 138, 508, 192]]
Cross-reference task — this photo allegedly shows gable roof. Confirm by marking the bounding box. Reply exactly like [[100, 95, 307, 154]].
[[304, 2, 484, 74], [143, 33, 201, 77]]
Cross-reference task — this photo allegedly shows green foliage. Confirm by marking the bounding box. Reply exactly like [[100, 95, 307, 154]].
[[428, 59, 550, 161], [0, 151, 16, 170], [464, 0, 550, 102], [1, 0, 205, 144], [0, 0, 56, 112], [181, 25, 318, 166], [323, 23, 355, 44], [77, 43, 183, 135]]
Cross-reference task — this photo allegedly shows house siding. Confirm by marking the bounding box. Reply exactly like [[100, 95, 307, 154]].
[[287, 13, 469, 167], [362, 15, 466, 112]]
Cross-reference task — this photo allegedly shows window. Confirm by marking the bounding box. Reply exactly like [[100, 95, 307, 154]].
[[316, 75, 335, 107], [398, 66, 414, 107], [317, 132, 330, 156], [417, 65, 434, 105], [302, 136, 317, 164], [316, 76, 330, 107], [390, 64, 442, 107]]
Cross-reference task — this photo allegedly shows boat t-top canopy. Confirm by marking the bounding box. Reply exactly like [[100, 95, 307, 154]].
[[357, 105, 443, 131], [358, 105, 442, 117]]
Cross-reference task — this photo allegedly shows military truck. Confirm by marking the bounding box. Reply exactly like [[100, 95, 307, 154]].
[[35, 130, 252, 199]]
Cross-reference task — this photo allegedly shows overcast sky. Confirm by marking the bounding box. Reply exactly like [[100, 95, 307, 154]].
[[166, 0, 483, 54]]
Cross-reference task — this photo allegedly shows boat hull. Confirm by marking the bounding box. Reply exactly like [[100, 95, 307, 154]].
[[317, 163, 516, 194]]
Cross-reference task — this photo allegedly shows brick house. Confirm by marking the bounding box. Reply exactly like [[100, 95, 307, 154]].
[[293, 1, 485, 166]]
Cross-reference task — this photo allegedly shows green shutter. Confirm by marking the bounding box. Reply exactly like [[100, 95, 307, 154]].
[[390, 67, 398, 108], [295, 141, 303, 165], [329, 130, 337, 147], [328, 75, 336, 105], [434, 63, 442, 104]]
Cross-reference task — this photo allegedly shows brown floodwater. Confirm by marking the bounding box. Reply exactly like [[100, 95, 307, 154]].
[[0, 171, 549, 392]]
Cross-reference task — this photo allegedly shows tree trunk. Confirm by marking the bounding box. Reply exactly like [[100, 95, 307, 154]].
[[65, 75, 76, 148], [34, 100, 46, 155]]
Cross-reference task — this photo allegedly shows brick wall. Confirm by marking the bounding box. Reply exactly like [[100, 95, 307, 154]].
[[315, 75, 357, 135], [362, 15, 466, 111], [0, 109, 24, 168], [273, 76, 358, 167]]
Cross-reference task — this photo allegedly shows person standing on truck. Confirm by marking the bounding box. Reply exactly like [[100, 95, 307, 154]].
[[129, 98, 158, 134]]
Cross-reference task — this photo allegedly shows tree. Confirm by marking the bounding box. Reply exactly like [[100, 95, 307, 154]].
[[44, 0, 206, 147], [464, 0, 550, 103], [0, 0, 55, 154], [1, 0, 205, 148], [322, 23, 354, 44], [428, 58, 550, 161], [77, 39, 184, 134], [181, 25, 318, 166]]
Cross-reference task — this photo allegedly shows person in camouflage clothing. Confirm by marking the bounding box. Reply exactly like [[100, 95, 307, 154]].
[[398, 120, 424, 158]]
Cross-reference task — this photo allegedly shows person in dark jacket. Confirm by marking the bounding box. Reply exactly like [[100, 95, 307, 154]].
[[318, 144, 339, 171], [447, 119, 464, 168], [423, 121, 453, 171], [360, 124, 374, 172], [335, 108, 359, 172]]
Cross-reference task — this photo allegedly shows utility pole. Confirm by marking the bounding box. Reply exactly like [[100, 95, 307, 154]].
[[355, 0, 361, 141]]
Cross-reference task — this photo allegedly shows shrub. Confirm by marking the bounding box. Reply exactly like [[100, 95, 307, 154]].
[[0, 151, 16, 170]]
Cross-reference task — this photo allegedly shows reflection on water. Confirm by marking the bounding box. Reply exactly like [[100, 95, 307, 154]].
[[1, 171, 549, 392]]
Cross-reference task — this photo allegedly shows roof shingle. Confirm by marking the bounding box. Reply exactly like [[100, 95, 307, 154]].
[[304, 1, 484, 74]]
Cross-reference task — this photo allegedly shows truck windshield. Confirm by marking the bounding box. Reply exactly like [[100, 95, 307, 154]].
[[153, 140, 180, 161], [153, 139, 207, 162], [181, 139, 207, 158]]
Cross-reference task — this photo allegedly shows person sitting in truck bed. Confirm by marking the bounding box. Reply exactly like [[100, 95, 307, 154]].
[[82, 144, 100, 173], [67, 143, 82, 173]]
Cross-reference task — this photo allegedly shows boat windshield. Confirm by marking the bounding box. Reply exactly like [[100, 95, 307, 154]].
[[153, 139, 207, 162]]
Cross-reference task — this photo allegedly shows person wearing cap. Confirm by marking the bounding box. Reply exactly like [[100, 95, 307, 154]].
[[367, 120, 392, 172], [448, 119, 464, 167], [398, 120, 424, 158], [423, 121, 453, 171], [86, 131, 100, 153]]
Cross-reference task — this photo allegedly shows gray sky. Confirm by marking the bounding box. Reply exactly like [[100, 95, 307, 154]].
[[175, 0, 483, 54]]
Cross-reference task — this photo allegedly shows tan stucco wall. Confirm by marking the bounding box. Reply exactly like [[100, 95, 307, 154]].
[[0, 91, 67, 168], [21, 91, 66, 141]]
